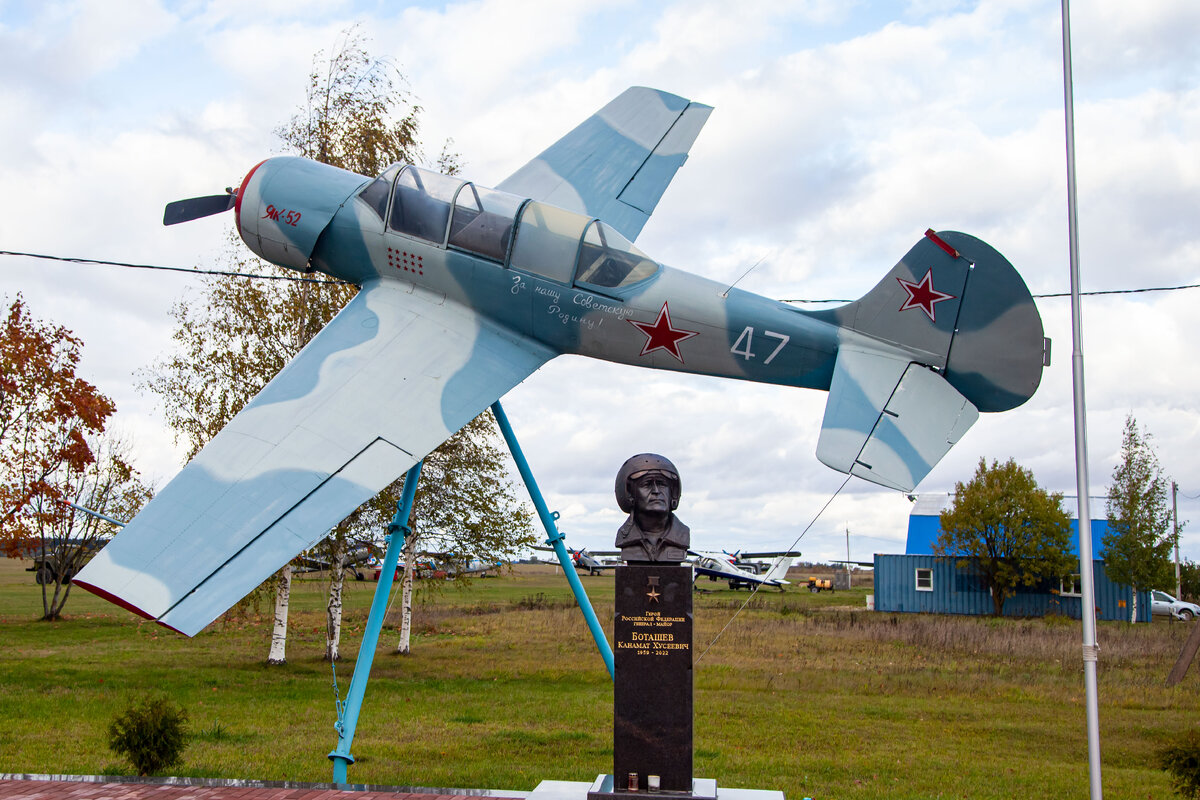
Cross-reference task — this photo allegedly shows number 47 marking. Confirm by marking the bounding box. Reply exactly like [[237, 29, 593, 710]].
[[731, 327, 789, 364]]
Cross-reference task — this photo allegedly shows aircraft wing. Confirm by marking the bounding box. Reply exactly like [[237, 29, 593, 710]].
[[497, 86, 712, 242], [75, 280, 554, 636]]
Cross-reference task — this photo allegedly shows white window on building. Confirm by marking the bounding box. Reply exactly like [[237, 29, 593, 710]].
[[915, 567, 933, 592], [1060, 574, 1082, 597]]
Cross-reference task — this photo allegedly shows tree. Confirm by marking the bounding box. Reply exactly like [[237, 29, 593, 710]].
[[1181, 559, 1200, 603], [142, 29, 526, 661], [275, 24, 425, 178], [28, 433, 152, 620], [1102, 415, 1176, 623], [0, 296, 115, 555], [934, 458, 1074, 616]]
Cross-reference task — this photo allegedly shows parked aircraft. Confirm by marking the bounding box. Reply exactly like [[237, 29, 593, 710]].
[[369, 553, 504, 580], [75, 86, 1047, 636], [695, 549, 802, 575], [534, 545, 620, 575], [295, 544, 375, 580], [692, 552, 795, 591]]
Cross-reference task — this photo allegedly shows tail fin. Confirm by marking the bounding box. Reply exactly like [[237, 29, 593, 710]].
[[763, 556, 794, 584], [815, 230, 1046, 412], [812, 231, 1046, 491]]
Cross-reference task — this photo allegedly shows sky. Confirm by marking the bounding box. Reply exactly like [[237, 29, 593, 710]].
[[2, 0, 1199, 565]]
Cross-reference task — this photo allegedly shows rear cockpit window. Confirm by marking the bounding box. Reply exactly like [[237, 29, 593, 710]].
[[388, 167, 462, 244], [575, 220, 659, 289], [448, 184, 523, 262]]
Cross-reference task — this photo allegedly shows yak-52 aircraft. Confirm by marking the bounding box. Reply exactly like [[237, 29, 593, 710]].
[[75, 87, 1046, 636]]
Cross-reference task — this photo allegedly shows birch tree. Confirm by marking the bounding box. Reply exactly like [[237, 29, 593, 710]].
[[325, 535, 347, 661], [28, 434, 152, 620], [395, 412, 536, 654], [396, 535, 418, 655], [142, 29, 535, 663], [267, 563, 292, 664], [1103, 415, 1176, 623]]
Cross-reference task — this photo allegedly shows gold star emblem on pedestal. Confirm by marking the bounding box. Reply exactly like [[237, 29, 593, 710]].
[[646, 587, 661, 602], [646, 575, 661, 602]]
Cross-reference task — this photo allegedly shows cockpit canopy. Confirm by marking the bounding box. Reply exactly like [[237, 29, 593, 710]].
[[357, 164, 659, 291]]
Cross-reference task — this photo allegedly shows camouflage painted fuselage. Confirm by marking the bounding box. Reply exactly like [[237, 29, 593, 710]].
[[240, 156, 1042, 413]]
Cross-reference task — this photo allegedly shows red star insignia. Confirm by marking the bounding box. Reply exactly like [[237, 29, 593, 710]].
[[629, 301, 699, 364], [896, 269, 956, 322]]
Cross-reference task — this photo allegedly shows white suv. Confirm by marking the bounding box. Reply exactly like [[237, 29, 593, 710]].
[[1151, 590, 1200, 621]]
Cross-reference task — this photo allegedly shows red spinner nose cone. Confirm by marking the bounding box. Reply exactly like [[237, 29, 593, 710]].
[[233, 159, 268, 234]]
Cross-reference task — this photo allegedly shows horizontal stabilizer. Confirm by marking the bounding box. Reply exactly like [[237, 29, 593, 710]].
[[817, 344, 978, 491]]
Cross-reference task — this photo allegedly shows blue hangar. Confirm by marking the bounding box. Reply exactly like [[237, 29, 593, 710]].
[[872, 494, 1149, 621]]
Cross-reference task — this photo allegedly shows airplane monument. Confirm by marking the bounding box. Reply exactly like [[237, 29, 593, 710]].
[[75, 86, 1046, 637], [70, 85, 1047, 795]]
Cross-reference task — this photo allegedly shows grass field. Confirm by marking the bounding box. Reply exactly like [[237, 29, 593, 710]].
[[0, 558, 1194, 799]]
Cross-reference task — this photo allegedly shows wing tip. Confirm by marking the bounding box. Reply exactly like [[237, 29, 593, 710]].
[[74, 579, 188, 635]]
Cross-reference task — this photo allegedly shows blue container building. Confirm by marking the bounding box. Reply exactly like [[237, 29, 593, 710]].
[[871, 494, 1150, 621]]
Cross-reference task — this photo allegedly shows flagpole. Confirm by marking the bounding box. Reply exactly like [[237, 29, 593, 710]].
[[1061, 1, 1103, 797]]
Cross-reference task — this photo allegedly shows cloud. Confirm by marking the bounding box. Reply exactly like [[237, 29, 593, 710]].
[[5, 1, 1200, 564]]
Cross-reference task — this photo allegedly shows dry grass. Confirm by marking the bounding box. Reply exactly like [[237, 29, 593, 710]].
[[0, 559, 1195, 798]]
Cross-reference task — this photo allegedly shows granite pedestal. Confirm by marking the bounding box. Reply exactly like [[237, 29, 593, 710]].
[[589, 564, 703, 800]]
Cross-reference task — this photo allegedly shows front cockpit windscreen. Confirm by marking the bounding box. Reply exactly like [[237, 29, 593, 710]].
[[357, 164, 403, 221], [575, 220, 659, 289]]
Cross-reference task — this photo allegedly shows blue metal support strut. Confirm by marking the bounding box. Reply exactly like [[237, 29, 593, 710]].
[[491, 400, 615, 679], [329, 461, 423, 783]]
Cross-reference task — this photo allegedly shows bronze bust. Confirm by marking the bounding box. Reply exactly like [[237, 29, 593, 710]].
[[614, 453, 690, 563]]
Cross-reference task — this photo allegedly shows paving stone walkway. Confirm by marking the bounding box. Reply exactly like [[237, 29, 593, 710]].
[[0, 776, 526, 800]]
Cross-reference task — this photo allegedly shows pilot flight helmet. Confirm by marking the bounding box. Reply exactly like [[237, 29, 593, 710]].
[[615, 453, 681, 513]]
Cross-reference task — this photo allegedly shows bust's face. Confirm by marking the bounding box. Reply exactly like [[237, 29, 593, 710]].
[[631, 473, 674, 514]]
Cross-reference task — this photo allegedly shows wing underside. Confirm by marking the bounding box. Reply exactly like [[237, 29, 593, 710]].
[[76, 281, 553, 635], [497, 87, 712, 242]]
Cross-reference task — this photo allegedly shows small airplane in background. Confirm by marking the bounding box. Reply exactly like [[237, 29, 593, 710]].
[[372, 553, 506, 580], [76, 86, 1047, 636], [295, 544, 375, 580], [691, 551, 796, 591], [434, 555, 506, 578], [696, 548, 802, 576], [532, 545, 620, 575], [537, 544, 796, 589]]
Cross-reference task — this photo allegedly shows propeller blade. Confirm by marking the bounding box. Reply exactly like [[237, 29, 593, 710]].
[[163, 192, 235, 226]]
